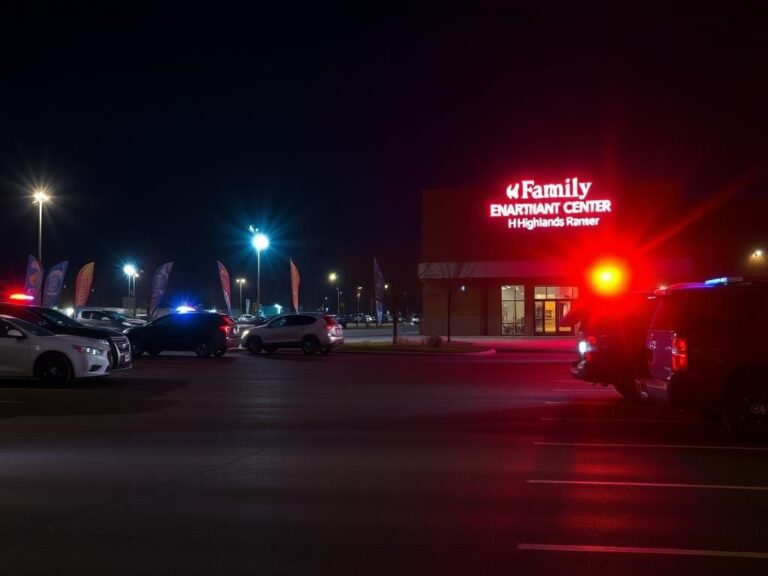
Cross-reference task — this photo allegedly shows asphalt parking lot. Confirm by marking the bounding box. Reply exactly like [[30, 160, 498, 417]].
[[1, 349, 767, 575]]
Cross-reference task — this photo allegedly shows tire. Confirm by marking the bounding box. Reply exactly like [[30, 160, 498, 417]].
[[34, 353, 73, 386], [264, 345, 277, 354], [723, 381, 768, 438], [301, 336, 320, 355], [194, 341, 213, 358], [214, 348, 227, 357], [131, 342, 145, 357], [247, 337, 263, 355]]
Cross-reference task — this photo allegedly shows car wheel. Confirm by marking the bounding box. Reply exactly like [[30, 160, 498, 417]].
[[214, 348, 227, 357], [301, 336, 320, 355], [194, 341, 213, 358], [34, 353, 73, 386], [723, 381, 768, 438], [147, 347, 162, 357], [264, 345, 277, 354], [131, 342, 145, 357], [247, 337, 263, 355]]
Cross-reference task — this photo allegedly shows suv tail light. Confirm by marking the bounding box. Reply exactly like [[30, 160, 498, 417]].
[[323, 315, 337, 326], [671, 336, 688, 372]]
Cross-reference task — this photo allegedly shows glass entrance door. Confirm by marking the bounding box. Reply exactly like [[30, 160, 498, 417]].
[[534, 300, 574, 335]]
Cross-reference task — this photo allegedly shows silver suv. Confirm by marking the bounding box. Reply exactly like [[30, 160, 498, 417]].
[[240, 313, 344, 355]]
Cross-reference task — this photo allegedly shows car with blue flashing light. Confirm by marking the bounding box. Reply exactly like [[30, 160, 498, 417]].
[[0, 315, 113, 385], [125, 311, 239, 358], [635, 276, 768, 437]]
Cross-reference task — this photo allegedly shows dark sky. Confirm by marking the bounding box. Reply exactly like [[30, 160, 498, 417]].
[[2, 1, 767, 310]]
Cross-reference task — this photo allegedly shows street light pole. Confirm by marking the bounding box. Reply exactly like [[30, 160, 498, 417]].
[[236, 278, 246, 315], [33, 190, 50, 265], [251, 229, 269, 316], [329, 272, 340, 315]]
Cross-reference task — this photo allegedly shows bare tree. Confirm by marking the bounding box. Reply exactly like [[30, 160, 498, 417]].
[[417, 261, 475, 342]]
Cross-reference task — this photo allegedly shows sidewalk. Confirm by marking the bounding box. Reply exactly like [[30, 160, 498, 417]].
[[344, 331, 576, 354]]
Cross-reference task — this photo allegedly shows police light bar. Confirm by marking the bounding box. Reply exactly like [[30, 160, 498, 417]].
[[9, 293, 34, 301], [704, 276, 743, 285]]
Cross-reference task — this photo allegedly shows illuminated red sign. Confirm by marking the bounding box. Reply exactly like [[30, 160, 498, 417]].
[[489, 178, 612, 230]]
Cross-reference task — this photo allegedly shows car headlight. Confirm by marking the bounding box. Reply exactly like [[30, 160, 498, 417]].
[[240, 328, 250, 339], [73, 345, 107, 356]]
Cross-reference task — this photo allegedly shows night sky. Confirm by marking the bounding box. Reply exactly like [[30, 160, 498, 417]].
[[2, 2, 767, 311]]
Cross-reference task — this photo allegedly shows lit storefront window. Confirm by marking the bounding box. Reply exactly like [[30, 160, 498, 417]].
[[501, 285, 525, 335]]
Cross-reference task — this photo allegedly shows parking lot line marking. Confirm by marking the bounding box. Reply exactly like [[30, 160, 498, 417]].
[[534, 441, 768, 451], [545, 401, 612, 405], [517, 543, 768, 559], [541, 417, 706, 424], [552, 389, 616, 393], [527, 479, 768, 491]]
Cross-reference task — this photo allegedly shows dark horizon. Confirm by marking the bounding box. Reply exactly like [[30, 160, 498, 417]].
[[2, 2, 767, 309]]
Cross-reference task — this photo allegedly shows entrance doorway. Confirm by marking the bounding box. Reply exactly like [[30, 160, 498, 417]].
[[534, 286, 578, 335]]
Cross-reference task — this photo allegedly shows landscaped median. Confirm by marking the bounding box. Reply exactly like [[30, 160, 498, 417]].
[[337, 336, 493, 354]]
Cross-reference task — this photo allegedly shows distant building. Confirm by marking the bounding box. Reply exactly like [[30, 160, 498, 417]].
[[419, 177, 699, 336]]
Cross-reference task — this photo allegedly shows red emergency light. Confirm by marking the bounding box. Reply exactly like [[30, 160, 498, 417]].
[[9, 293, 34, 301]]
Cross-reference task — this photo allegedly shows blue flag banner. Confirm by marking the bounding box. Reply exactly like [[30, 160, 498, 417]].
[[42, 261, 69, 308], [23, 255, 44, 305], [149, 261, 174, 318], [374, 257, 385, 325]]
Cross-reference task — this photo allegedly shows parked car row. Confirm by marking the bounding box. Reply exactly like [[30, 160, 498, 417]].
[[568, 276, 768, 437]]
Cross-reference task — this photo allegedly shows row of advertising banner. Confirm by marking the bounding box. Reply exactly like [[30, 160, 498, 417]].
[[22, 255, 174, 317], [23, 255, 386, 320]]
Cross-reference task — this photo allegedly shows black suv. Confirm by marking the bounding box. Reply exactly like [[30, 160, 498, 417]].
[[635, 277, 768, 436], [125, 312, 238, 358], [0, 302, 132, 371], [566, 292, 656, 400]]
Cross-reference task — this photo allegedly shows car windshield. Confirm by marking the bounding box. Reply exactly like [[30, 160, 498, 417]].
[[38, 308, 83, 328], [9, 317, 54, 336]]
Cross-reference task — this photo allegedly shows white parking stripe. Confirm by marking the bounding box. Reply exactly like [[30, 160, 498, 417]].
[[541, 417, 705, 424], [552, 389, 616, 393], [527, 479, 768, 491], [534, 441, 768, 451], [518, 543, 768, 559]]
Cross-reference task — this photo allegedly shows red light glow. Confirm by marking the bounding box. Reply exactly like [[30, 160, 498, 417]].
[[588, 260, 629, 296], [9, 293, 34, 301]]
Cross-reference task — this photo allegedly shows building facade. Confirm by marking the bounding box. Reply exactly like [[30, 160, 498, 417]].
[[419, 177, 695, 336]]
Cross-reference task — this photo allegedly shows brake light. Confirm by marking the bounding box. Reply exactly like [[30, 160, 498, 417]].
[[671, 336, 688, 372], [323, 315, 337, 326]]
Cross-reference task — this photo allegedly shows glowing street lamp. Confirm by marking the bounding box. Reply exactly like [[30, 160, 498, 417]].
[[329, 272, 340, 315], [122, 264, 140, 317], [236, 278, 246, 314], [32, 189, 50, 264], [250, 228, 269, 315]]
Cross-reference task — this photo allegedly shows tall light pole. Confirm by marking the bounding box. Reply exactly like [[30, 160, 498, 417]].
[[251, 229, 269, 316], [33, 190, 50, 265], [356, 286, 362, 316], [329, 272, 340, 315], [123, 264, 139, 316], [236, 278, 246, 315]]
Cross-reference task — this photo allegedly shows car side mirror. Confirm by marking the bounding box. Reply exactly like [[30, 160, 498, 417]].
[[7, 329, 24, 339]]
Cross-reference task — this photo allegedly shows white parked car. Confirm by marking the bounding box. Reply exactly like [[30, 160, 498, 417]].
[[240, 313, 344, 355], [0, 315, 113, 385]]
